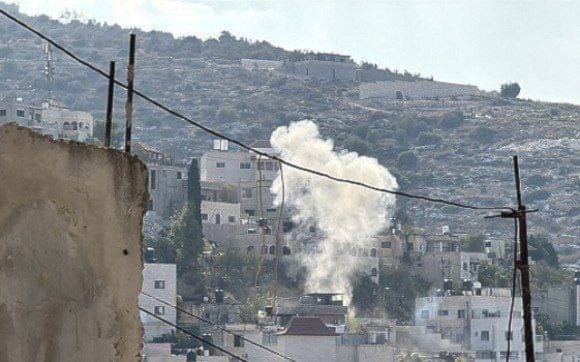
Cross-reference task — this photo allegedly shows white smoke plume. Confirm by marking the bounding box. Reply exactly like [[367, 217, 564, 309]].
[[270, 120, 398, 304]]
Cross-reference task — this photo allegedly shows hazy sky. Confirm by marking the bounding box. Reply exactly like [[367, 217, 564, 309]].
[[9, 0, 580, 104]]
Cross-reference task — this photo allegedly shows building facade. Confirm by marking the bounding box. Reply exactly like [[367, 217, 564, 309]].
[[0, 98, 93, 141], [139, 263, 178, 342]]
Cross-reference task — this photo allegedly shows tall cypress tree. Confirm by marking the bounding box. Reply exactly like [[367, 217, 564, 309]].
[[169, 159, 204, 275]]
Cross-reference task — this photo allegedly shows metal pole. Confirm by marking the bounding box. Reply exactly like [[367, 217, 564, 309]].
[[124, 33, 136, 153], [104, 60, 115, 148], [513, 156, 535, 362]]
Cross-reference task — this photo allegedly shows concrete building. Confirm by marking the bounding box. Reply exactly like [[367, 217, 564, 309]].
[[292, 60, 357, 82], [240, 59, 284, 71], [135, 143, 189, 220], [415, 288, 544, 361], [0, 98, 94, 141], [275, 293, 348, 329], [359, 80, 484, 100], [533, 274, 580, 327], [140, 263, 178, 342], [199, 140, 283, 250]]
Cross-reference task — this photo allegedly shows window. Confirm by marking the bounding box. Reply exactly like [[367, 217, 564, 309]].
[[282, 246, 291, 255], [201, 213, 208, 221], [177, 172, 182, 179], [476, 351, 495, 359], [247, 229, 257, 234], [147, 199, 154, 211], [215, 214, 221, 225], [245, 209, 256, 217], [228, 216, 236, 223], [269, 245, 276, 255], [481, 331, 490, 341], [371, 268, 378, 277], [463, 262, 468, 271], [0, 109, 6, 116], [234, 335, 244, 347], [247, 246, 255, 255], [381, 241, 392, 248], [150, 170, 156, 190], [421, 310, 429, 319], [457, 309, 466, 319], [154, 306, 165, 315], [438, 310, 449, 317], [505, 331, 513, 341], [370, 248, 377, 257], [154, 280, 165, 289], [16, 110, 25, 117], [216, 162, 226, 168], [34, 113, 41, 121], [266, 208, 277, 213], [242, 188, 253, 199], [240, 162, 251, 169]]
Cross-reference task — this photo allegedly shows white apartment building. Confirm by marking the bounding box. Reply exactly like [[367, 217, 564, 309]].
[[139, 263, 177, 341], [415, 288, 543, 361], [0, 98, 93, 142]]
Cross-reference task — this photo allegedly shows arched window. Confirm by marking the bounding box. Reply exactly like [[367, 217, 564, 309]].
[[370, 248, 377, 257], [215, 213, 221, 225], [63, 121, 70, 129], [282, 246, 291, 255], [247, 246, 255, 255], [262, 245, 268, 255], [72, 121, 78, 130], [269, 245, 276, 255], [79, 122, 84, 129], [371, 268, 378, 277]]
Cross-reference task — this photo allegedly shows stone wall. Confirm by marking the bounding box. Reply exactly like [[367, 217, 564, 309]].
[[360, 80, 483, 100], [0, 123, 148, 361]]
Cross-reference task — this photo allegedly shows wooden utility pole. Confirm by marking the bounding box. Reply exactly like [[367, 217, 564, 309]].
[[104, 61, 115, 148], [513, 156, 535, 362]]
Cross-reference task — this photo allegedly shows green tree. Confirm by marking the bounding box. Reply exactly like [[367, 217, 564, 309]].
[[460, 234, 486, 252], [352, 274, 378, 314], [478, 262, 510, 287], [528, 234, 558, 267], [169, 159, 204, 275], [500, 82, 521, 98]]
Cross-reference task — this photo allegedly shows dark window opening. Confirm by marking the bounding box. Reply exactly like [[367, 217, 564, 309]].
[[154, 280, 165, 289]]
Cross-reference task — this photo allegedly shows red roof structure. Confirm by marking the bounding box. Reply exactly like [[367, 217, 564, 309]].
[[277, 316, 338, 336]]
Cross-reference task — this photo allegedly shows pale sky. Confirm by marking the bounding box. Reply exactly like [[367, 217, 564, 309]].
[[8, 0, 580, 105]]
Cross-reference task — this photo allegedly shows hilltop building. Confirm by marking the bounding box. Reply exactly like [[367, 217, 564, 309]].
[[0, 98, 93, 141]]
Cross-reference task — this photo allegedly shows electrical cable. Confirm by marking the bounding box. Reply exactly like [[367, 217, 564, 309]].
[[139, 306, 249, 362], [0, 8, 515, 213], [506, 217, 518, 362], [140, 292, 295, 361]]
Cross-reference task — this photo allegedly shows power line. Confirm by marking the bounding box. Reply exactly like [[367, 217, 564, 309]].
[[140, 291, 295, 361], [139, 306, 248, 362], [0, 8, 514, 213]]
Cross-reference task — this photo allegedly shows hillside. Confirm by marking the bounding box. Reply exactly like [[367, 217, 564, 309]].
[[1, 3, 580, 253]]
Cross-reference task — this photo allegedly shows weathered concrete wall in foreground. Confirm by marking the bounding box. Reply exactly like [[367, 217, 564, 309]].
[[0, 123, 148, 361]]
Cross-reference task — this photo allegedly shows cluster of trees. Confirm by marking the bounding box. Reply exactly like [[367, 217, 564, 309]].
[[500, 82, 521, 98]]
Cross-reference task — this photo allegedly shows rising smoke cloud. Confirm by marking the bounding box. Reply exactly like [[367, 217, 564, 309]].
[[270, 120, 398, 303]]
